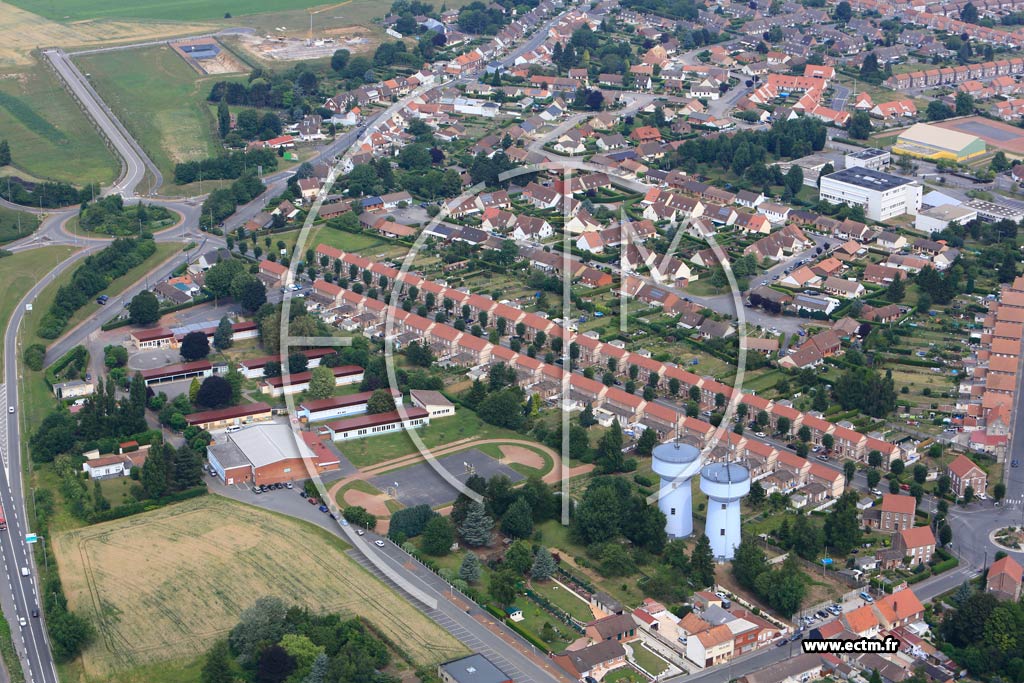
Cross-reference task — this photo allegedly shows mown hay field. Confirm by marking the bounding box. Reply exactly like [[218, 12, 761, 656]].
[[54, 495, 465, 679]]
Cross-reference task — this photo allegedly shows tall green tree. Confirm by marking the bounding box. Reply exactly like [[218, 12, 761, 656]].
[[421, 516, 455, 555], [458, 501, 494, 547], [217, 99, 231, 139], [531, 547, 557, 580], [823, 491, 862, 554], [459, 552, 482, 583], [500, 497, 534, 539], [213, 316, 234, 350], [690, 534, 716, 588], [128, 290, 160, 325]]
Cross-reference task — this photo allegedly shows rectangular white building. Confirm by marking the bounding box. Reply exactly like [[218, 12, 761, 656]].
[[819, 167, 922, 221], [914, 204, 978, 234], [844, 147, 891, 171]]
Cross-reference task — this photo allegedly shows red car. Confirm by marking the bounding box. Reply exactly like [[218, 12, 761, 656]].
[[900, 483, 910, 491], [308, 497, 319, 505]]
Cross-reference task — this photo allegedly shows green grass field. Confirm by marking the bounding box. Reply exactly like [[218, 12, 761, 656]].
[[75, 47, 240, 185], [339, 408, 529, 468], [0, 246, 76, 374], [0, 204, 40, 243], [24, 241, 183, 343], [5, 0, 317, 22], [0, 63, 119, 184]]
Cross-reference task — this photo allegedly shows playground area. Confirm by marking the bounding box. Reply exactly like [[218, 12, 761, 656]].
[[369, 448, 525, 508]]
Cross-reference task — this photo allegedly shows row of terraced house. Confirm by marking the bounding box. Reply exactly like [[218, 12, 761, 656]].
[[306, 246, 913, 473]]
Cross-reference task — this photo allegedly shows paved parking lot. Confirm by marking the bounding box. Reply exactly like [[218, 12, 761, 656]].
[[369, 448, 524, 508]]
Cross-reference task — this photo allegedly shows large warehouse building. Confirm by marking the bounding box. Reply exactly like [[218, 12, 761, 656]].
[[819, 167, 922, 221], [893, 123, 986, 162], [207, 423, 341, 485]]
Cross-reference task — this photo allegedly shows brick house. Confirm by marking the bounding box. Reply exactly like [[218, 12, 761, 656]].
[[947, 454, 987, 498]]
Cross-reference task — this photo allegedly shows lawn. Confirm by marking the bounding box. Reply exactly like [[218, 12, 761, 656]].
[[0, 204, 40, 243], [0, 246, 76, 373], [603, 666, 645, 683], [530, 580, 593, 622], [0, 62, 119, 184], [24, 241, 184, 343], [312, 227, 390, 255], [75, 46, 243, 186], [53, 495, 466, 681], [631, 644, 669, 677], [338, 407, 529, 468], [5, 0, 317, 22]]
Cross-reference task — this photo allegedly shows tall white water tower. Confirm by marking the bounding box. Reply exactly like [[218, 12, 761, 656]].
[[700, 461, 750, 561], [652, 441, 703, 538]]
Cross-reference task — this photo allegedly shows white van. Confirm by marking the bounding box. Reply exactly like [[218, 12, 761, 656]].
[[20, 567, 29, 577], [225, 425, 241, 433]]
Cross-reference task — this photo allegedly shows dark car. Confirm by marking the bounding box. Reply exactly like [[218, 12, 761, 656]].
[[776, 638, 787, 647], [30, 609, 38, 618], [319, 504, 329, 513]]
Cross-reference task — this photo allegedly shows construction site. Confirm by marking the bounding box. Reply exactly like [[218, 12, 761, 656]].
[[230, 2, 379, 62]]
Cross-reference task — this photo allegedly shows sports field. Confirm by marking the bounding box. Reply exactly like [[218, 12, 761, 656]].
[[0, 63, 119, 184], [75, 46, 242, 184], [932, 116, 1024, 155], [53, 496, 466, 679]]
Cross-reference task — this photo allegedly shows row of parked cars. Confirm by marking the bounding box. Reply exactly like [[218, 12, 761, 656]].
[[252, 481, 294, 494]]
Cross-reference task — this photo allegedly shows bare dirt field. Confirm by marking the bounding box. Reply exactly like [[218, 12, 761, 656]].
[[0, 2, 213, 67], [233, 27, 378, 63], [499, 444, 546, 470], [54, 496, 465, 678]]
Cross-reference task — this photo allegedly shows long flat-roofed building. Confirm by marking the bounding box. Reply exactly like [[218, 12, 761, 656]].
[[893, 122, 986, 162], [819, 167, 922, 221], [185, 402, 274, 431], [206, 424, 340, 485]]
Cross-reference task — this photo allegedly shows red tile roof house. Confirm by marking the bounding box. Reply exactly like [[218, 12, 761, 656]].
[[947, 454, 987, 498], [863, 494, 915, 532], [888, 525, 936, 569], [987, 555, 1023, 602]]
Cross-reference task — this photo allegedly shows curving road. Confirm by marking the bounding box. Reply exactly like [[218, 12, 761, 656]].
[[41, 48, 161, 198]]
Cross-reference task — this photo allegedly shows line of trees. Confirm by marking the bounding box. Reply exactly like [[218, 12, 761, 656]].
[[174, 148, 279, 185], [0, 176, 98, 208], [200, 172, 265, 229], [37, 237, 157, 339]]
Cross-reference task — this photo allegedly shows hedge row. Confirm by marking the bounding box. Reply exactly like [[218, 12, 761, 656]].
[[86, 487, 207, 524], [101, 295, 213, 331]]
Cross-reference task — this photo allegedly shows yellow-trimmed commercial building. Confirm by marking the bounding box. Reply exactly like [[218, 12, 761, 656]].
[[893, 123, 986, 162]]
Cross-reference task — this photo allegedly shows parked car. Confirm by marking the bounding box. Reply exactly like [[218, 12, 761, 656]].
[[374, 540, 385, 547], [776, 639, 787, 647], [319, 504, 329, 513], [252, 487, 261, 494], [285, 481, 294, 489], [308, 497, 318, 505], [900, 483, 910, 491], [357, 529, 365, 536]]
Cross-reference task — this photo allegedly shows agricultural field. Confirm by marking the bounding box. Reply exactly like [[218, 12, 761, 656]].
[[0, 4, 212, 67], [0, 63, 119, 184], [5, 0, 316, 22], [53, 495, 466, 681], [75, 46, 242, 187]]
